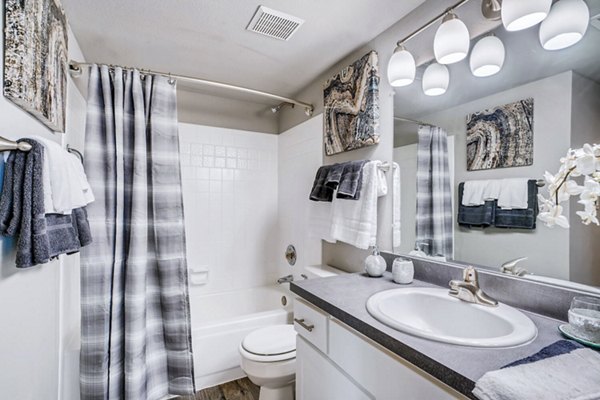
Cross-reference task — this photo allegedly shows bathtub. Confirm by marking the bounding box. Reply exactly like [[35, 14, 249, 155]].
[[190, 284, 293, 389]]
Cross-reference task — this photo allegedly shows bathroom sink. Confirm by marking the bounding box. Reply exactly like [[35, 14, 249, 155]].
[[366, 287, 537, 348]]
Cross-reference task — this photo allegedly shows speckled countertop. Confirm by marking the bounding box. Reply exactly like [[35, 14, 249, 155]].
[[290, 272, 565, 399]]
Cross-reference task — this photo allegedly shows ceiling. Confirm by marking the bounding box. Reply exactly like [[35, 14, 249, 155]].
[[61, 0, 425, 101]]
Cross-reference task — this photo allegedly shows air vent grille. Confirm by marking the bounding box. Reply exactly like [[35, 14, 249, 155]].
[[246, 6, 304, 41]]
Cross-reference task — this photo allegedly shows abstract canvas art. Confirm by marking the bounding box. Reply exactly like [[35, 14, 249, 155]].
[[4, 0, 69, 132], [466, 98, 534, 171], [323, 51, 380, 156]]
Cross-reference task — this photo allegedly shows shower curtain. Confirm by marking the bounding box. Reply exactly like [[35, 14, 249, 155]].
[[416, 125, 453, 258], [80, 65, 195, 399]]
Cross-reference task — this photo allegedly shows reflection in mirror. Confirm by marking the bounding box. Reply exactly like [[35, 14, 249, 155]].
[[391, 0, 600, 291]]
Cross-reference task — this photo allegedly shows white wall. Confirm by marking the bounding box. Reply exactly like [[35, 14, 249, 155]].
[[277, 115, 323, 278], [421, 72, 573, 279], [0, 23, 87, 400], [179, 124, 279, 295]]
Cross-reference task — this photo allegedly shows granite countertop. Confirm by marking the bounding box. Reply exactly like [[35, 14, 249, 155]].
[[290, 272, 565, 399]]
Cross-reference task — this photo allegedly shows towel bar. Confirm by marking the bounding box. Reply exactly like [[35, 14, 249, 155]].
[[0, 136, 31, 152]]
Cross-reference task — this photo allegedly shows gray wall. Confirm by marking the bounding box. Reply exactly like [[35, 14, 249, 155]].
[[420, 72, 573, 279], [570, 73, 600, 286]]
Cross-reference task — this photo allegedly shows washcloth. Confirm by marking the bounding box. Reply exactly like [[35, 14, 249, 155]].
[[392, 162, 401, 249], [462, 180, 501, 206], [0, 139, 50, 267], [33, 136, 94, 214], [336, 160, 368, 200], [310, 166, 335, 202], [473, 340, 600, 400], [497, 178, 529, 210], [330, 161, 387, 249]]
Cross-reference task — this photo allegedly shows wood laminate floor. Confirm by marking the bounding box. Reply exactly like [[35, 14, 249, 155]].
[[184, 378, 260, 400]]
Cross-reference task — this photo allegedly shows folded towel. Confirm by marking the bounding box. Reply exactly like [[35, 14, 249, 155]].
[[462, 180, 502, 206], [33, 136, 94, 214], [324, 163, 345, 190], [310, 166, 335, 202], [494, 180, 538, 229], [330, 161, 387, 249], [458, 183, 496, 228], [473, 340, 600, 400], [392, 162, 401, 249], [337, 160, 368, 200], [497, 178, 529, 210]]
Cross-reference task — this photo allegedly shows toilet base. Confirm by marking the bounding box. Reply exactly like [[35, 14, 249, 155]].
[[258, 383, 295, 400]]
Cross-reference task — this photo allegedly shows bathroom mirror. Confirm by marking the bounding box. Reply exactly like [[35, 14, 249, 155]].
[[391, 0, 600, 291]]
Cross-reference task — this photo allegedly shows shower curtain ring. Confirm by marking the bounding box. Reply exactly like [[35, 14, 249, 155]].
[[168, 72, 175, 85]]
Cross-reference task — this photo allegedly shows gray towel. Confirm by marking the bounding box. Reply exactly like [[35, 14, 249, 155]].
[[336, 160, 368, 200], [0, 139, 93, 267], [473, 340, 600, 400], [310, 165, 336, 202]]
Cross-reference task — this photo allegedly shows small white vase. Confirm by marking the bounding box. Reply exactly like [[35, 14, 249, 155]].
[[365, 246, 386, 277]]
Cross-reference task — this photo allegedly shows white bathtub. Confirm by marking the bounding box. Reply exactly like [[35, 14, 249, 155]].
[[190, 285, 293, 389]]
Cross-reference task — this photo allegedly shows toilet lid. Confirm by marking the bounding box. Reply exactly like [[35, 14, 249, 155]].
[[242, 324, 296, 356]]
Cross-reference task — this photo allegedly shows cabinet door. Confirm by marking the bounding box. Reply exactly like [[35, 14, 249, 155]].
[[296, 336, 372, 400]]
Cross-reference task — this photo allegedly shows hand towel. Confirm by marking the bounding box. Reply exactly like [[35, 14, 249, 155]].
[[337, 160, 368, 200], [330, 161, 387, 249], [310, 166, 335, 202], [392, 162, 401, 249], [462, 180, 501, 206], [494, 180, 538, 229], [473, 340, 600, 400], [457, 183, 496, 228], [497, 178, 529, 210], [33, 136, 94, 214]]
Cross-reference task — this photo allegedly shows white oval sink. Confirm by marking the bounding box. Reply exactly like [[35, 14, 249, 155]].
[[366, 287, 537, 348]]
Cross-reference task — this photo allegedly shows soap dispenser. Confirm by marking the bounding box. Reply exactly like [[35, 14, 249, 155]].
[[365, 246, 386, 277]]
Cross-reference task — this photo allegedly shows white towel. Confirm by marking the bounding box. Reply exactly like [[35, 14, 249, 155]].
[[473, 347, 600, 400], [462, 180, 502, 206], [330, 161, 387, 250], [392, 162, 401, 249], [33, 137, 94, 214], [497, 178, 529, 210]]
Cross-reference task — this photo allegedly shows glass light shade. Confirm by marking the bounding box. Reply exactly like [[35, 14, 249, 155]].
[[469, 36, 505, 77], [434, 16, 470, 65], [422, 63, 449, 96], [387, 47, 416, 87], [539, 0, 590, 51], [501, 0, 552, 31]]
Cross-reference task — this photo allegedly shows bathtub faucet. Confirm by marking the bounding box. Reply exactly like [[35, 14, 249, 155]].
[[277, 274, 294, 284]]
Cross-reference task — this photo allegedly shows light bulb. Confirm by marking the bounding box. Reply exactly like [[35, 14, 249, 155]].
[[539, 0, 590, 51], [501, 0, 552, 31], [387, 45, 416, 87], [434, 13, 470, 64], [422, 63, 449, 96], [469, 36, 505, 77]]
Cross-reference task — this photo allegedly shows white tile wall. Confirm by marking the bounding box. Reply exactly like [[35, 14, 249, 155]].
[[179, 123, 279, 295], [277, 115, 323, 278]]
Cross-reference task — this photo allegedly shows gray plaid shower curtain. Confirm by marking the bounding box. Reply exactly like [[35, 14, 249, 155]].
[[416, 125, 453, 258], [80, 65, 195, 399]]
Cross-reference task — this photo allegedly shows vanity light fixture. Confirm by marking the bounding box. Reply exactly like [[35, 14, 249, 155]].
[[387, 44, 416, 87], [469, 35, 505, 77], [434, 12, 470, 64], [422, 63, 449, 96], [539, 0, 590, 51], [501, 0, 552, 31]]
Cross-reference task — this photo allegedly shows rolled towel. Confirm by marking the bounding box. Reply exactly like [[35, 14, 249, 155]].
[[473, 340, 600, 400]]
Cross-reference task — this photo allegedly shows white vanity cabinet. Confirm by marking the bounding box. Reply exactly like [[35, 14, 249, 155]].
[[293, 298, 467, 400]]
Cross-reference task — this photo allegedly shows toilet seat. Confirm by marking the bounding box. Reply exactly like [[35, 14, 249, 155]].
[[240, 325, 297, 362]]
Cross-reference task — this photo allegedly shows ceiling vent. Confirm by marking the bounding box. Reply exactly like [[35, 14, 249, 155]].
[[591, 13, 600, 31], [246, 6, 304, 41]]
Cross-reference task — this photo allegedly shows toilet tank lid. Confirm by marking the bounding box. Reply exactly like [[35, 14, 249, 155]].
[[302, 264, 348, 279], [242, 325, 296, 356]]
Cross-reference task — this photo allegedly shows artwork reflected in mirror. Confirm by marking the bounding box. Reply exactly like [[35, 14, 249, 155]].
[[390, 0, 600, 291]]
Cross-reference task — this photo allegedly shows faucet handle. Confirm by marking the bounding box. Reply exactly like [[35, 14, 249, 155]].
[[500, 257, 529, 276], [463, 266, 478, 284]]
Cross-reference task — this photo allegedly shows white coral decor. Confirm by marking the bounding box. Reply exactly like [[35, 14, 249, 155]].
[[538, 143, 600, 228]]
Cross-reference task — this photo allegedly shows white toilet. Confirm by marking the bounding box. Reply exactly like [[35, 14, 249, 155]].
[[239, 324, 297, 400]]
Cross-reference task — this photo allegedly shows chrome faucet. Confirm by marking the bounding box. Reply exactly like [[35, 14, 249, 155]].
[[449, 266, 498, 307], [500, 257, 529, 277], [277, 274, 294, 284]]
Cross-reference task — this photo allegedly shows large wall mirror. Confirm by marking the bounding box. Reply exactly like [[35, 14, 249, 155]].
[[391, 0, 600, 291]]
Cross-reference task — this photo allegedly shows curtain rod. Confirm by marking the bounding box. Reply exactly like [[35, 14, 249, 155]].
[[394, 116, 435, 127], [68, 60, 314, 116], [395, 0, 473, 46]]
